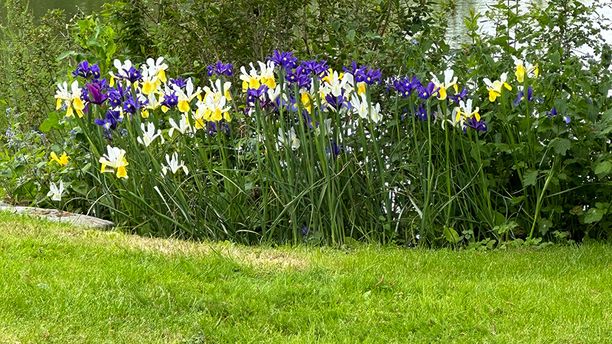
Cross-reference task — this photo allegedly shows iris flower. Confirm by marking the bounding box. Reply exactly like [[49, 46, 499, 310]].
[[168, 113, 193, 137], [55, 81, 85, 118], [268, 50, 298, 70], [431, 69, 458, 100], [137, 122, 164, 147], [50, 152, 69, 166], [161, 152, 189, 176], [514, 58, 539, 83], [350, 93, 382, 123], [99, 145, 129, 179], [94, 109, 122, 130], [110, 59, 142, 85], [240, 61, 276, 92], [321, 69, 354, 98], [73, 61, 101, 79], [207, 61, 234, 77], [47, 180, 64, 202], [277, 127, 300, 150], [483, 73, 512, 102], [84, 79, 108, 105], [173, 78, 201, 113], [144, 57, 169, 83], [452, 99, 480, 129]]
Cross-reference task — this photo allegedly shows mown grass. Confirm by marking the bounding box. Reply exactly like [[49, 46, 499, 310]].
[[0, 212, 610, 343]]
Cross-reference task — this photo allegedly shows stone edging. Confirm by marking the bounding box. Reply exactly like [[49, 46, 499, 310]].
[[0, 203, 114, 229]]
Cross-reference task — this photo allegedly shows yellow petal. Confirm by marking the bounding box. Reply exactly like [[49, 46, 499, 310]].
[[73, 98, 85, 111], [178, 100, 190, 113], [515, 65, 525, 83], [50, 152, 59, 164], [116, 166, 128, 179], [158, 69, 167, 83], [488, 90, 499, 102], [55, 98, 62, 110], [474, 112, 481, 121], [503, 82, 512, 91], [437, 87, 447, 100], [357, 82, 366, 96], [142, 81, 155, 95]]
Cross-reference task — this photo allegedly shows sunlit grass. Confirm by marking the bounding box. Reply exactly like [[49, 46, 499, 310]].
[[0, 212, 610, 343]]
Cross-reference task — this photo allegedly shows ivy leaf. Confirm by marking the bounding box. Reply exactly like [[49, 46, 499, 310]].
[[550, 138, 571, 156], [523, 169, 538, 187]]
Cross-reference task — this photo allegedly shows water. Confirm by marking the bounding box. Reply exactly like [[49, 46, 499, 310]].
[[446, 0, 612, 49]]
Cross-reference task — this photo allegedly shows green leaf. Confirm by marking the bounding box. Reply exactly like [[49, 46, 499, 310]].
[[39, 112, 61, 133], [584, 208, 604, 224], [550, 138, 571, 156], [539, 218, 553, 235], [443, 227, 460, 244], [594, 160, 612, 178], [523, 169, 538, 187]]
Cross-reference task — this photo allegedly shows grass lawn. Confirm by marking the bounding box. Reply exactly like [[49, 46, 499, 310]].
[[0, 212, 610, 343]]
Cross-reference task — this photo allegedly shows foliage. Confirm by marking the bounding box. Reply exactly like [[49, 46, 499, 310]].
[[0, 0, 610, 247], [0, 0, 71, 127]]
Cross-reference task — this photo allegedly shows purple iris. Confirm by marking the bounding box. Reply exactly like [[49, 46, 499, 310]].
[[298, 60, 329, 77], [415, 104, 428, 121], [392, 76, 421, 98], [94, 109, 122, 130], [122, 96, 138, 114], [449, 87, 469, 105], [345, 62, 382, 85], [513, 86, 534, 106], [548, 107, 558, 117], [73, 61, 101, 79], [121, 66, 142, 83], [169, 78, 187, 88], [247, 85, 269, 107], [207, 61, 234, 77], [467, 117, 487, 132], [162, 92, 178, 108], [327, 140, 342, 158], [563, 115, 571, 124], [325, 93, 348, 111], [527, 86, 533, 101], [287, 70, 312, 89], [84, 79, 108, 105], [417, 82, 437, 99], [107, 84, 127, 107], [207, 121, 230, 136], [268, 50, 299, 70], [513, 91, 524, 106]]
